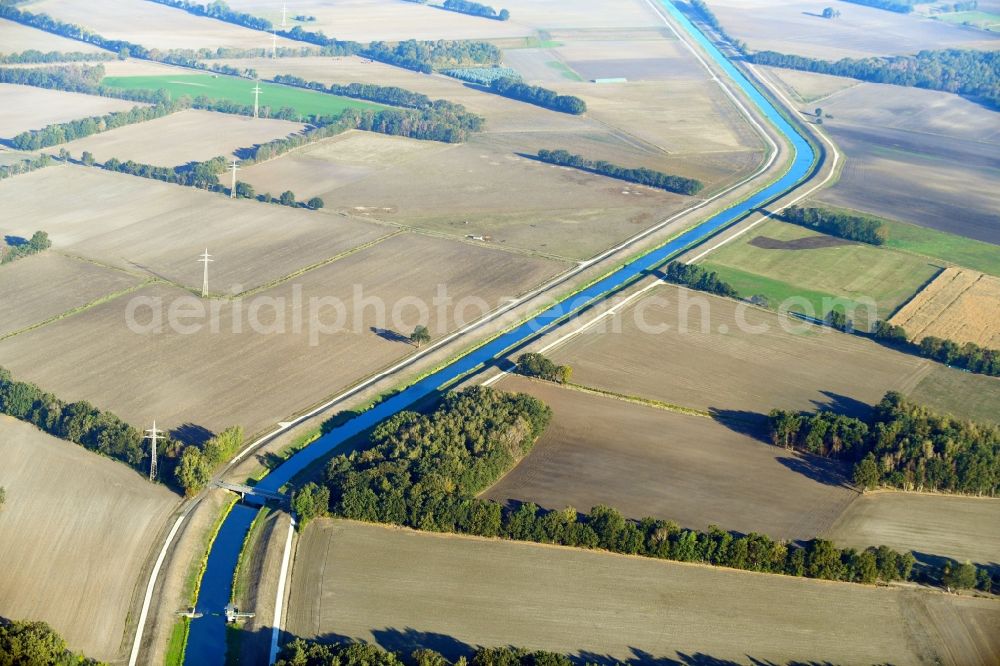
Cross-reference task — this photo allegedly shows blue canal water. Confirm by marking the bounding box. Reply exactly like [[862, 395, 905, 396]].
[[182, 1, 818, 662]]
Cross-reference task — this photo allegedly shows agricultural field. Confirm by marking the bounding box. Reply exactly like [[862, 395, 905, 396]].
[[756, 65, 860, 104], [908, 364, 1000, 426], [699, 218, 942, 330], [805, 81, 1000, 245], [889, 267, 1000, 349], [0, 83, 141, 139], [0, 165, 392, 292], [0, 17, 105, 54], [0, 233, 564, 437], [0, 416, 178, 662], [545, 283, 943, 419], [825, 492, 1000, 569], [0, 253, 145, 338], [29, 0, 304, 50], [709, 0, 1000, 59], [102, 74, 382, 118], [49, 109, 308, 167], [484, 376, 858, 540], [286, 519, 1000, 665], [932, 9, 1000, 32]]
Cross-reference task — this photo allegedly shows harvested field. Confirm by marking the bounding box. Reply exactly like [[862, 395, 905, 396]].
[[758, 65, 860, 103], [0, 253, 144, 338], [0, 416, 177, 662], [286, 519, 1000, 665], [701, 218, 942, 330], [0, 233, 565, 436], [0, 83, 141, 139], [710, 0, 1000, 59], [546, 284, 938, 418], [0, 17, 105, 54], [0, 165, 391, 291], [30, 0, 303, 51], [825, 492, 1000, 568], [48, 109, 307, 167], [485, 376, 858, 540], [889, 267, 1000, 349]]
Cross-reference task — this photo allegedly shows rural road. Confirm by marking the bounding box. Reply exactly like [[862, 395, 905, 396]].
[[130, 1, 841, 664]]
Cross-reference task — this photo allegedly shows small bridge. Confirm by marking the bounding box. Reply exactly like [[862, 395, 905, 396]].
[[215, 481, 288, 505]]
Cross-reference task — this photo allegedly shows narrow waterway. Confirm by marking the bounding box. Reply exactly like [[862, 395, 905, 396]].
[[182, 1, 818, 662]]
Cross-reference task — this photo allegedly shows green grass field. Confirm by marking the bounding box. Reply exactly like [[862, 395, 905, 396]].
[[933, 10, 1000, 32], [700, 219, 942, 330], [546, 60, 584, 81], [101, 74, 382, 118]]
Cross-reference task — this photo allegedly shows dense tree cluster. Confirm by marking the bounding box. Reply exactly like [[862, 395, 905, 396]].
[[841, 0, 919, 13], [514, 352, 572, 384], [489, 77, 586, 114], [661, 261, 739, 298], [292, 482, 331, 527], [0, 619, 104, 666], [443, 66, 520, 85], [364, 39, 501, 74], [174, 426, 244, 495], [749, 49, 1000, 108], [768, 391, 1000, 495], [1, 231, 51, 265], [0, 366, 148, 474], [688, 0, 747, 53], [0, 49, 113, 64], [324, 387, 551, 530], [872, 320, 1000, 376], [10, 102, 179, 150], [0, 153, 54, 181], [442, 0, 510, 21], [537, 149, 703, 194], [782, 205, 887, 245], [102, 155, 227, 189]]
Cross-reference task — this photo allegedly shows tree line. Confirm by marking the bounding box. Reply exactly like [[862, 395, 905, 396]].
[[364, 39, 501, 74], [489, 77, 587, 114], [0, 153, 55, 180], [661, 261, 739, 297], [148, 0, 271, 30], [0, 49, 114, 63], [536, 149, 703, 194], [443, 65, 520, 85], [748, 49, 1000, 108], [872, 320, 1000, 377], [10, 102, 180, 150], [310, 385, 932, 588], [442, 0, 511, 21], [768, 391, 1000, 496], [275, 640, 591, 666], [1, 231, 51, 265], [514, 352, 572, 384], [688, 0, 748, 54], [782, 205, 887, 245]]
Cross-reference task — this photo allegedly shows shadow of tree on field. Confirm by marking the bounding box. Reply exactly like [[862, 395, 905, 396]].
[[372, 628, 475, 660], [707, 408, 769, 441], [371, 326, 411, 345], [171, 422, 214, 445], [811, 391, 873, 419], [775, 453, 854, 489]]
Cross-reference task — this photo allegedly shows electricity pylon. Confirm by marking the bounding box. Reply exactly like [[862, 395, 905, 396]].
[[271, 29, 277, 58], [252, 82, 262, 119], [281, 2, 288, 28], [198, 248, 213, 297], [229, 159, 240, 199], [145, 422, 162, 482]]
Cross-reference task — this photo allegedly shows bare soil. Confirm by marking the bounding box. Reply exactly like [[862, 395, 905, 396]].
[[0, 232, 564, 437], [285, 519, 1000, 665], [0, 253, 143, 337], [485, 376, 859, 540], [748, 234, 854, 250], [547, 284, 935, 419], [50, 109, 307, 167], [889, 267, 1000, 350], [0, 83, 141, 139], [0, 416, 178, 662], [0, 18, 105, 54]]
